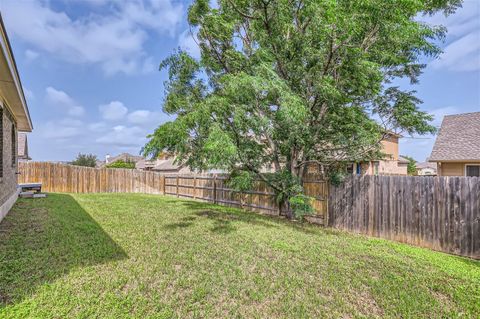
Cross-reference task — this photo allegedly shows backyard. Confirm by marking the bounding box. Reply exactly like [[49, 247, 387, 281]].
[[0, 193, 479, 318]]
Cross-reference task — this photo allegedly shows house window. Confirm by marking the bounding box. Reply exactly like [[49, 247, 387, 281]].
[[346, 164, 354, 174], [356, 163, 361, 175], [11, 123, 16, 166], [466, 165, 480, 177], [374, 162, 379, 175]]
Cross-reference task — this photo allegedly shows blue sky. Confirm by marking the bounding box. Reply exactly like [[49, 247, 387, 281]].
[[0, 0, 479, 162]]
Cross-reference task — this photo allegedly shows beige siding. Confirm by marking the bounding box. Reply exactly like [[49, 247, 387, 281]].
[[438, 162, 464, 176], [377, 160, 407, 175], [381, 135, 399, 160], [438, 162, 480, 176]]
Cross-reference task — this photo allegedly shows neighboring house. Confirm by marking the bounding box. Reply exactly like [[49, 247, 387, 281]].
[[135, 158, 155, 171], [429, 112, 480, 177], [141, 152, 193, 174], [17, 132, 30, 161], [0, 15, 33, 221], [152, 157, 193, 174], [95, 160, 105, 168], [104, 153, 144, 166], [103, 152, 193, 173], [136, 152, 222, 174], [347, 132, 408, 176], [416, 162, 437, 176]]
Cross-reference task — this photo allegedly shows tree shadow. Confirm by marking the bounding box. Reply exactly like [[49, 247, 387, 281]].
[[0, 193, 127, 307], [163, 221, 194, 230], [211, 219, 237, 234], [178, 200, 320, 235]]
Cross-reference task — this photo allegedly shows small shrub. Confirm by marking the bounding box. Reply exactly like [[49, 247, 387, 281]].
[[289, 194, 315, 221]]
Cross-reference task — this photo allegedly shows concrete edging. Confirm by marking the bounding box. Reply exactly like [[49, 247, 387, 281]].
[[0, 188, 20, 223]]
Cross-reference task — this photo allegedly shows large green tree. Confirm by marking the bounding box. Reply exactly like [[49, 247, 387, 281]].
[[144, 0, 460, 218], [71, 153, 98, 168]]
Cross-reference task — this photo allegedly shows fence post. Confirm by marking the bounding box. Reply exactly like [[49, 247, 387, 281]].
[[326, 182, 330, 226], [162, 175, 166, 194], [193, 176, 197, 199], [176, 176, 179, 197], [213, 175, 217, 204]]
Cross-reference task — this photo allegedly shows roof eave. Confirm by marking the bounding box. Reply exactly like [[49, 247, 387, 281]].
[[0, 13, 33, 132], [429, 159, 480, 163]]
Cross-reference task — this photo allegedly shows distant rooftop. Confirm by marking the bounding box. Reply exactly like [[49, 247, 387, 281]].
[[430, 112, 480, 162]]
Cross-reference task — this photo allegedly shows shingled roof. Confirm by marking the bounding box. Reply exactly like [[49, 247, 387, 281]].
[[107, 153, 144, 164], [430, 112, 480, 162]]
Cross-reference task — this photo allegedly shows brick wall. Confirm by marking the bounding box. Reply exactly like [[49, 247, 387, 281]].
[[0, 104, 18, 207]]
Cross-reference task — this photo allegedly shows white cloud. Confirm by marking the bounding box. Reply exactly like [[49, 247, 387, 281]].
[[25, 49, 39, 62], [40, 121, 82, 139], [127, 109, 162, 124], [59, 118, 84, 127], [45, 87, 85, 117], [99, 101, 129, 121], [89, 122, 109, 132], [68, 0, 111, 6], [424, 1, 480, 72], [141, 56, 156, 74], [432, 32, 480, 71], [1, 0, 183, 75], [122, 0, 184, 36], [178, 29, 201, 59], [96, 125, 147, 147]]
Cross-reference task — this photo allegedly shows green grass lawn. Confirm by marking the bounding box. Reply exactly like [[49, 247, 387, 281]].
[[0, 193, 478, 318]]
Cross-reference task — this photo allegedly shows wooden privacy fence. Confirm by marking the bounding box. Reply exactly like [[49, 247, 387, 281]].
[[18, 162, 165, 194], [19, 162, 479, 258], [329, 175, 480, 259], [18, 162, 328, 219]]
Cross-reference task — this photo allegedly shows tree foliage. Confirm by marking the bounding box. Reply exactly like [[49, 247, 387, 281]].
[[144, 0, 461, 218], [106, 160, 136, 169], [403, 155, 418, 175], [71, 153, 98, 168]]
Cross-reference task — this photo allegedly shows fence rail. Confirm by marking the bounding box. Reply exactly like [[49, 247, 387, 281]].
[[328, 175, 480, 259], [17, 162, 328, 219]]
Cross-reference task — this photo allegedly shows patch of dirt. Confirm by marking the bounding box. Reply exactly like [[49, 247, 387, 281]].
[[431, 289, 454, 313], [352, 289, 384, 318], [0, 291, 11, 305]]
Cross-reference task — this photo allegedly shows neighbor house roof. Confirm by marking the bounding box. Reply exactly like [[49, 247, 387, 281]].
[[398, 156, 410, 164], [153, 158, 184, 172], [0, 14, 32, 131], [107, 153, 144, 164], [430, 112, 480, 162], [416, 162, 437, 170], [17, 132, 29, 159], [135, 159, 155, 170]]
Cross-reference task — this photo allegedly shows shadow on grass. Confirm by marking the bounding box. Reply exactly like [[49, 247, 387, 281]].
[[0, 193, 127, 306], [174, 200, 321, 235], [163, 221, 194, 230]]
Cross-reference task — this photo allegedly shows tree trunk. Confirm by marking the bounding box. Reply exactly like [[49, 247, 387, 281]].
[[280, 198, 293, 219]]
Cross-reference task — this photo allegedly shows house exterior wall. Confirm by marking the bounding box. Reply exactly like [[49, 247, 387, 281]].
[[0, 103, 18, 209], [417, 167, 437, 176], [350, 135, 407, 176], [357, 160, 408, 176], [417, 167, 436, 176], [380, 136, 399, 160], [437, 161, 480, 176]]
